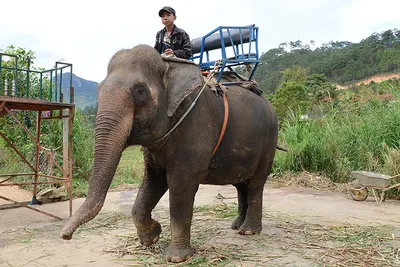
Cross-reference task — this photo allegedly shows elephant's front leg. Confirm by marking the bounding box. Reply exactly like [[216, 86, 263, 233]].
[[164, 174, 199, 263], [132, 168, 168, 246]]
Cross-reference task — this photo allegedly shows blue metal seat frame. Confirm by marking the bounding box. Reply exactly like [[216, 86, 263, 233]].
[[190, 25, 259, 84]]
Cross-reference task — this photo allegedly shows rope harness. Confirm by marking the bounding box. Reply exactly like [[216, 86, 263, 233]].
[[155, 61, 229, 157], [155, 62, 218, 143]]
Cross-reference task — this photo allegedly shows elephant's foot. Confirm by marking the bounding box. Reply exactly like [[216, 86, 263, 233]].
[[137, 219, 162, 246], [231, 215, 246, 230], [164, 245, 194, 263], [238, 220, 262, 235]]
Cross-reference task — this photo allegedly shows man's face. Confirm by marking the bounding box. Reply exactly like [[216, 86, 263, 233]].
[[160, 12, 175, 27]]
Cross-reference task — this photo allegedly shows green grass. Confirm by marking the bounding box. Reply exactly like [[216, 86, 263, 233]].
[[275, 100, 400, 179], [110, 146, 144, 189], [273, 81, 400, 197], [71, 146, 144, 197], [193, 205, 214, 213], [72, 178, 89, 198]]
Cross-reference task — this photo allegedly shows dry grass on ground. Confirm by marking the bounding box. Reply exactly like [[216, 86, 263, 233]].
[[80, 206, 400, 266], [268, 171, 354, 194], [72, 172, 399, 266]]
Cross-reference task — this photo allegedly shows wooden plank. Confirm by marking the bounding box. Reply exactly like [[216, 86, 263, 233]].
[[0, 101, 5, 117], [0, 96, 74, 111]]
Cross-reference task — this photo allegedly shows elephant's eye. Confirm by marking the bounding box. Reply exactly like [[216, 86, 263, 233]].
[[133, 86, 149, 106]]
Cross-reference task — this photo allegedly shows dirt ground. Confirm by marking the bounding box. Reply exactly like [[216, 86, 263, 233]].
[[1, 178, 400, 267], [336, 72, 400, 90]]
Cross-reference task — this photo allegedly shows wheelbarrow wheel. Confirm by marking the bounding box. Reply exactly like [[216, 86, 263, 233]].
[[350, 186, 368, 201]]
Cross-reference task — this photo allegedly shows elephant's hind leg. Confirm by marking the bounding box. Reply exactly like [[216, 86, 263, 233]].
[[132, 167, 168, 246], [231, 182, 248, 230], [238, 160, 273, 235]]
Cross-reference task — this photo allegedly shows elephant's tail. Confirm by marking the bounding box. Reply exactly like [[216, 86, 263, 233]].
[[276, 145, 288, 152]]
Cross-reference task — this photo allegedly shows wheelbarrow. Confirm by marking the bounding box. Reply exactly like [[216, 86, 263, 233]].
[[349, 171, 400, 204]]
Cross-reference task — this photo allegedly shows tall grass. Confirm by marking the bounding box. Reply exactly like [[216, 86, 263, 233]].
[[71, 117, 144, 196], [73, 146, 143, 197], [72, 111, 95, 180], [274, 84, 400, 186], [110, 146, 144, 189], [0, 138, 31, 175]]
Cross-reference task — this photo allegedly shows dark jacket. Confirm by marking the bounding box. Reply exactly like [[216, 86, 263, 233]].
[[154, 25, 192, 59]]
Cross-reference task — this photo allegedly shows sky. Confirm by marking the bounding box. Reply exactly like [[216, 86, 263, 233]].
[[1, 0, 399, 83]]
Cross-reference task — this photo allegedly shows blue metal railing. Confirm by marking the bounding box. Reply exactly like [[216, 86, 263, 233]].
[[190, 25, 259, 82], [0, 52, 73, 103]]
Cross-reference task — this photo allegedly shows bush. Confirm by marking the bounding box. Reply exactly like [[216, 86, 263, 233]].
[[274, 87, 400, 191]]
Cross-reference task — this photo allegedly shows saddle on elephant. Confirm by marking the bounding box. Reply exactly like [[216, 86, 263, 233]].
[[160, 56, 263, 97]]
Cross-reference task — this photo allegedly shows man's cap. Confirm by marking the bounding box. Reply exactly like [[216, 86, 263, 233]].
[[159, 6, 176, 17]]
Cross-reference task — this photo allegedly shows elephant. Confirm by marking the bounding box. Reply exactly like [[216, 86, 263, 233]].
[[60, 44, 279, 263]]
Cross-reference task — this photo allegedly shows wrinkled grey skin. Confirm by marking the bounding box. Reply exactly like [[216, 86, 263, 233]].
[[60, 45, 278, 263]]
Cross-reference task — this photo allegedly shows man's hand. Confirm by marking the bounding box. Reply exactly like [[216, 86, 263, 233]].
[[164, 48, 174, 56]]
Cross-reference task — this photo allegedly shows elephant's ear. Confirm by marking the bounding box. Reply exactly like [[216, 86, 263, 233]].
[[163, 59, 204, 117]]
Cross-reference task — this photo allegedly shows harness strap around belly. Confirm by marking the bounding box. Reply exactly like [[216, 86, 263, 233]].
[[212, 88, 229, 157]]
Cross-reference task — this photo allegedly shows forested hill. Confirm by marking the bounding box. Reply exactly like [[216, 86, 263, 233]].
[[253, 28, 400, 94], [59, 72, 98, 109], [58, 28, 400, 109]]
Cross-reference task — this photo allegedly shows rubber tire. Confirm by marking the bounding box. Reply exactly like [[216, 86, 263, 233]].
[[350, 186, 368, 201]]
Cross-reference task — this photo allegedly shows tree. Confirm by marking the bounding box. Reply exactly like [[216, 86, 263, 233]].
[[257, 28, 400, 95], [0, 45, 51, 99], [281, 66, 308, 83], [304, 74, 338, 102], [0, 46, 53, 150], [273, 81, 309, 120], [272, 67, 337, 120]]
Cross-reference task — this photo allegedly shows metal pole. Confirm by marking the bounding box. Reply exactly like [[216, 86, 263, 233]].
[[70, 87, 74, 104], [32, 110, 42, 205], [0, 66, 41, 74], [39, 73, 43, 99], [26, 57, 31, 98], [68, 105, 74, 217], [59, 69, 63, 102], [0, 55, 2, 94], [11, 80, 15, 97], [0, 195, 62, 220], [55, 63, 58, 102], [14, 57, 18, 97], [49, 70, 53, 101], [4, 80, 8, 96], [70, 65, 73, 103], [63, 107, 69, 214]]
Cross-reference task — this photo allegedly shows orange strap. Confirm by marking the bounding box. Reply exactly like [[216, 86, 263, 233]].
[[212, 92, 229, 157]]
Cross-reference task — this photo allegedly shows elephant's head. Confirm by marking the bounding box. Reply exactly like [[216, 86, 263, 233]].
[[60, 45, 203, 240]]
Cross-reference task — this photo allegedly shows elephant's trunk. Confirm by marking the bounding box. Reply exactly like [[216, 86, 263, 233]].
[[60, 89, 134, 240]]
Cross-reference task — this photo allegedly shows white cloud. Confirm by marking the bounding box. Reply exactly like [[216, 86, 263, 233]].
[[1, 0, 399, 82]]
